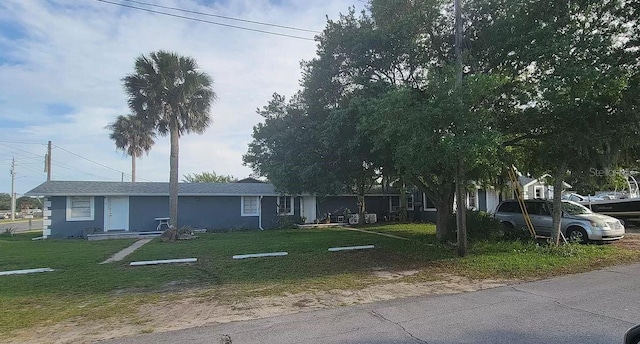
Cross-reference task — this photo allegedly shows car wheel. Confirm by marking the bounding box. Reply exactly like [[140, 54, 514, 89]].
[[567, 227, 588, 243], [502, 222, 514, 230]]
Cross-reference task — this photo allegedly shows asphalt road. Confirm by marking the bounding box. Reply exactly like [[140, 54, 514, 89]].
[[104, 263, 640, 344], [0, 219, 42, 233]]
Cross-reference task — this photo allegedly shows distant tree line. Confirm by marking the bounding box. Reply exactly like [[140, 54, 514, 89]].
[[0, 193, 42, 210]]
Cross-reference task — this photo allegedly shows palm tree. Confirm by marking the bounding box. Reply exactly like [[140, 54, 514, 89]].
[[123, 51, 216, 231], [106, 114, 156, 182]]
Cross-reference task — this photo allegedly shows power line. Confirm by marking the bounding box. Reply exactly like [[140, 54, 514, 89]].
[[52, 144, 153, 182], [0, 140, 46, 145], [52, 162, 120, 181], [0, 143, 45, 159], [95, 0, 316, 41], [15, 164, 45, 177], [121, 0, 321, 33], [53, 145, 126, 174]]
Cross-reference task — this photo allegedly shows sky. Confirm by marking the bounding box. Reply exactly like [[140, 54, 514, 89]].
[[0, 0, 368, 195]]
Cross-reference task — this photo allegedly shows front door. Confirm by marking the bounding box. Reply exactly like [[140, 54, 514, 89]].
[[301, 196, 317, 224], [104, 197, 129, 231]]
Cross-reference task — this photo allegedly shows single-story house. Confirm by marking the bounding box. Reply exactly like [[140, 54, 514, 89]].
[[25, 180, 502, 239], [518, 174, 572, 200], [24, 181, 418, 239]]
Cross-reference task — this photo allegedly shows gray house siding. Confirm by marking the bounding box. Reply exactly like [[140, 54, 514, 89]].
[[128, 196, 168, 231], [419, 211, 438, 223], [179, 196, 260, 230], [129, 196, 272, 231], [317, 196, 357, 218], [49, 196, 105, 238], [259, 196, 303, 228], [478, 189, 488, 211], [365, 196, 388, 214], [260, 196, 279, 229]]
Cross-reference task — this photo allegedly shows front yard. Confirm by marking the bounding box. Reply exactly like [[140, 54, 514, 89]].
[[2, 224, 639, 343]]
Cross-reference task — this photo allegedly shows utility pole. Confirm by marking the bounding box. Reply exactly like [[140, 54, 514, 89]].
[[46, 141, 52, 181], [454, 0, 468, 257], [10, 158, 16, 221]]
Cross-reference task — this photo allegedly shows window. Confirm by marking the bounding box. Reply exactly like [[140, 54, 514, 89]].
[[390, 196, 400, 211], [390, 195, 413, 211], [423, 193, 436, 211], [525, 201, 543, 215], [241, 196, 259, 216], [534, 186, 543, 199], [467, 192, 476, 209], [277, 196, 293, 215], [497, 201, 521, 213], [66, 196, 94, 221], [407, 194, 414, 210]]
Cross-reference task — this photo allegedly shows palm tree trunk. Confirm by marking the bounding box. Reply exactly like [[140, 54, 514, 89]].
[[169, 123, 179, 229], [131, 154, 136, 183]]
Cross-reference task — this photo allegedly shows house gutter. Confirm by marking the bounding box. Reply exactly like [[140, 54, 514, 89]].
[[259, 196, 264, 230]]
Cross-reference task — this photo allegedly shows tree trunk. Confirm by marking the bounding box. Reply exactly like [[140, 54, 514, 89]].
[[410, 175, 456, 241], [435, 191, 454, 242], [169, 123, 180, 229], [551, 162, 567, 245], [455, 161, 467, 257], [399, 179, 408, 222], [131, 154, 136, 183], [357, 194, 366, 225]]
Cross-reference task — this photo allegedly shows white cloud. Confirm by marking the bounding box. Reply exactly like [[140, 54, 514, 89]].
[[0, 0, 365, 194]]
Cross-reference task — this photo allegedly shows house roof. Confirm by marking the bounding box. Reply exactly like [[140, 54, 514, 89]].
[[25, 181, 282, 197], [235, 177, 265, 183], [518, 174, 572, 189], [518, 176, 537, 187]]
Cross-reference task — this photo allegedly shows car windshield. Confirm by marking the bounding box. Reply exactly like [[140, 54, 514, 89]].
[[548, 201, 592, 215], [563, 202, 593, 215]]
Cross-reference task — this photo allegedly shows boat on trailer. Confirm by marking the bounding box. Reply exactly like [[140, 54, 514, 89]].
[[570, 173, 640, 225]]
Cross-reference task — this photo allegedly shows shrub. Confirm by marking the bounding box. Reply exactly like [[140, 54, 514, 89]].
[[276, 215, 303, 229], [447, 210, 507, 242], [502, 225, 532, 242]]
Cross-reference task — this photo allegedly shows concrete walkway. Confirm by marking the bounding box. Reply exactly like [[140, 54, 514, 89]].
[[100, 239, 153, 264], [347, 227, 409, 240]]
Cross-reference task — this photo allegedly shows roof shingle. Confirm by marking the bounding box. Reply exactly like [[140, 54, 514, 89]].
[[25, 181, 280, 196]]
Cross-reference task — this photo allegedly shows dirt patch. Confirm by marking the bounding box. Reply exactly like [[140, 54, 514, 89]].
[[612, 232, 640, 250], [4, 271, 512, 344], [371, 269, 420, 280]]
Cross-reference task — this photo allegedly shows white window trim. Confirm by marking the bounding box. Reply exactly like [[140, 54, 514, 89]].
[[66, 196, 94, 221], [241, 196, 260, 217], [389, 197, 398, 212], [389, 194, 414, 211], [277, 196, 294, 216], [423, 193, 437, 211], [467, 190, 478, 210], [534, 185, 544, 199], [407, 194, 414, 211]]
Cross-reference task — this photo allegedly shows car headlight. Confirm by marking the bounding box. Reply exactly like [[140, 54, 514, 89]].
[[590, 220, 607, 228]]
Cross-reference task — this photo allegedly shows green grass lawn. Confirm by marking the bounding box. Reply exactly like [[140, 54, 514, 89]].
[[1, 224, 639, 336]]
